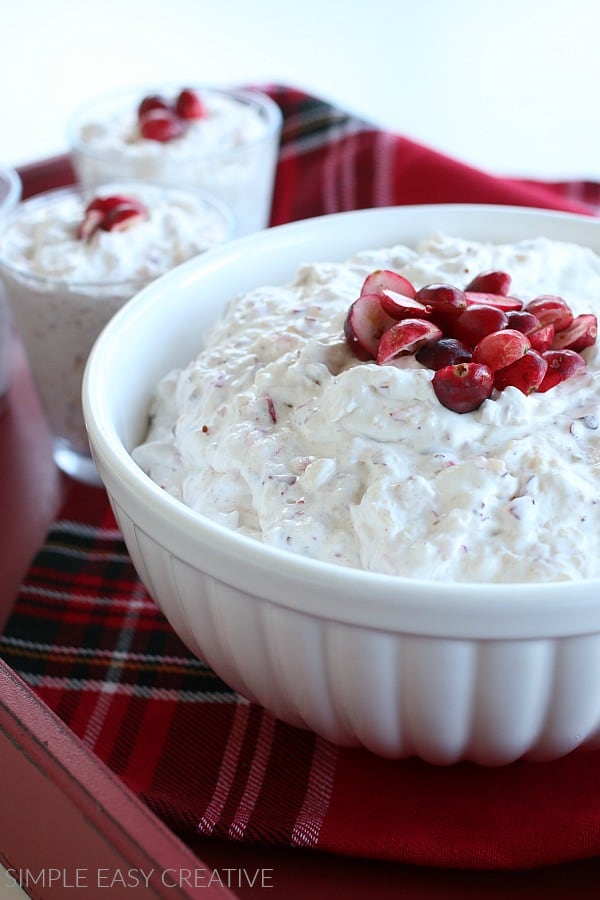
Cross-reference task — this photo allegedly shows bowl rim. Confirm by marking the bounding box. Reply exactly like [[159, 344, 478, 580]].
[[83, 202, 600, 639], [66, 83, 283, 162]]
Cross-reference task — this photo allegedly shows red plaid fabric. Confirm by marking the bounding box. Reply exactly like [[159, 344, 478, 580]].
[[3, 85, 600, 871]]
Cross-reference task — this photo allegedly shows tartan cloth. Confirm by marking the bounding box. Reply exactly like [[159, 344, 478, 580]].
[[3, 85, 600, 871]]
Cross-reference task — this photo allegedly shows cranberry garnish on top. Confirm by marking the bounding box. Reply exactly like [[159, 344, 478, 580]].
[[136, 88, 206, 142], [414, 283, 468, 319], [344, 294, 396, 360], [343, 266, 596, 413], [139, 108, 187, 143], [551, 313, 598, 352], [78, 194, 148, 240], [493, 350, 548, 395], [137, 94, 170, 118], [451, 304, 508, 348], [525, 295, 574, 331], [376, 319, 442, 365], [174, 88, 207, 120], [432, 362, 494, 413], [464, 269, 512, 295], [537, 349, 587, 392]]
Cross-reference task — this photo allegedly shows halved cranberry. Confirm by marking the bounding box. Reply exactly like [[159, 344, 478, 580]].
[[528, 322, 555, 352], [537, 349, 586, 392], [552, 314, 598, 352], [85, 194, 146, 214], [100, 204, 148, 232], [416, 337, 472, 370], [174, 88, 206, 120], [344, 293, 396, 360], [464, 291, 523, 312], [380, 291, 432, 320], [432, 362, 494, 413], [77, 208, 104, 241], [376, 319, 442, 364], [360, 269, 416, 300], [464, 270, 512, 295], [78, 194, 148, 239], [494, 350, 548, 394], [472, 329, 531, 372], [137, 94, 170, 119], [525, 295, 573, 331], [139, 108, 186, 142], [415, 284, 468, 326], [506, 310, 539, 334]]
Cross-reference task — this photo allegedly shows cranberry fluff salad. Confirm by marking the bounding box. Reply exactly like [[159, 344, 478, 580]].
[[132, 233, 600, 584], [0, 183, 232, 480], [69, 86, 282, 236]]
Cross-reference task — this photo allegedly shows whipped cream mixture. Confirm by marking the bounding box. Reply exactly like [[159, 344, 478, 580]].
[[72, 89, 280, 235], [0, 184, 231, 282], [0, 184, 231, 457], [79, 91, 267, 161], [133, 235, 600, 583]]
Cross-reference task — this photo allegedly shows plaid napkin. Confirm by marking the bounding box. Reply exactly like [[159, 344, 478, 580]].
[[4, 85, 600, 871]]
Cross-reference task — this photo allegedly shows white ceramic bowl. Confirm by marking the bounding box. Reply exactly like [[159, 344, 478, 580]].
[[83, 204, 600, 766]]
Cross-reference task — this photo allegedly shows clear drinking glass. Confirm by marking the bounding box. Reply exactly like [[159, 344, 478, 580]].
[[0, 165, 22, 409], [68, 85, 282, 236], [0, 182, 234, 484]]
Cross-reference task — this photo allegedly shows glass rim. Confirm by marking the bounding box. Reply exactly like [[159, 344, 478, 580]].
[[67, 83, 283, 163], [0, 165, 22, 214], [0, 182, 235, 289]]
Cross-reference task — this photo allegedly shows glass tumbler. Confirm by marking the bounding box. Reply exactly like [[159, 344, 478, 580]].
[[0, 182, 234, 484], [0, 165, 22, 409], [68, 85, 282, 237]]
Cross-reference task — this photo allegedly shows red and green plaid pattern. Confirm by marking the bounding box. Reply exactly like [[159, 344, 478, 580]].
[[2, 86, 600, 870]]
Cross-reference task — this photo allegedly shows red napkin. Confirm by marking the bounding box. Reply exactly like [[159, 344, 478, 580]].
[[4, 85, 600, 871], [268, 86, 600, 224]]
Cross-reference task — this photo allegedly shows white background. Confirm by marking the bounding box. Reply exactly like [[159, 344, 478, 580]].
[[3, 0, 600, 179]]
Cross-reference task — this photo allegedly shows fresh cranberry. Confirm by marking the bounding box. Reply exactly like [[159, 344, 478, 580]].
[[139, 108, 186, 142], [174, 88, 206, 120], [344, 294, 396, 360], [464, 291, 523, 312], [525, 295, 573, 331], [416, 337, 472, 370], [472, 329, 531, 372], [494, 350, 548, 394], [361, 269, 416, 300], [100, 204, 148, 232], [506, 310, 539, 334], [552, 314, 598, 352], [464, 270, 512, 295], [77, 209, 104, 241], [528, 322, 555, 352], [538, 349, 587, 392], [432, 362, 494, 413], [78, 194, 148, 239], [415, 283, 468, 319], [451, 304, 508, 348], [376, 319, 442, 365], [380, 292, 432, 320], [137, 94, 170, 119]]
